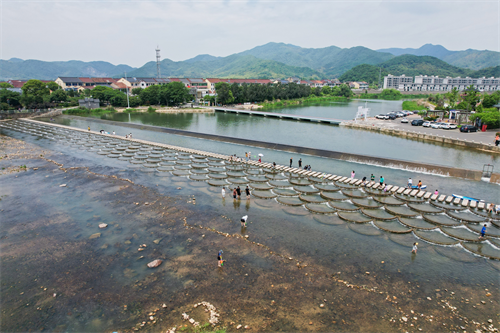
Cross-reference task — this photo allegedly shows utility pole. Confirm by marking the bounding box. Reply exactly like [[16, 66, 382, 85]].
[[125, 72, 130, 108], [378, 67, 382, 90], [156, 46, 161, 79]]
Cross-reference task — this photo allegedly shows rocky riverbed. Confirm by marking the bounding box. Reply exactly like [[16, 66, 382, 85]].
[[0, 133, 498, 332]]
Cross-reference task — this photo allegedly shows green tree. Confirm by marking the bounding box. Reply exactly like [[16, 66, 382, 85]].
[[159, 81, 191, 106], [0, 82, 14, 88], [445, 87, 459, 109], [47, 81, 60, 91], [131, 87, 143, 96], [0, 89, 22, 109], [21, 79, 50, 107], [214, 82, 235, 105], [462, 85, 480, 111], [482, 92, 500, 108], [139, 85, 160, 105], [90, 86, 115, 105], [49, 89, 68, 103], [321, 86, 332, 95]]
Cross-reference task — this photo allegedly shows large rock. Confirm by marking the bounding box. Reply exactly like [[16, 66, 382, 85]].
[[147, 259, 163, 268], [89, 233, 101, 239]]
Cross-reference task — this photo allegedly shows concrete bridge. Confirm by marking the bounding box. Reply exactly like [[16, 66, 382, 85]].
[[214, 107, 343, 124]]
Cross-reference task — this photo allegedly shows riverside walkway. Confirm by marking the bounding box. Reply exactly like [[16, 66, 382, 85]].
[[214, 107, 342, 124], [6, 118, 498, 211]]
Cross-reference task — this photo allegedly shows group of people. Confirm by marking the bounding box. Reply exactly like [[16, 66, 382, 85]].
[[221, 186, 251, 200], [125, 133, 133, 139], [98, 130, 116, 135], [360, 174, 385, 186], [407, 178, 423, 189]]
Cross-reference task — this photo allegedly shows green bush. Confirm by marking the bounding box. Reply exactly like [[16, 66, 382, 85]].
[[147, 106, 157, 113], [469, 110, 500, 128], [424, 115, 439, 121]]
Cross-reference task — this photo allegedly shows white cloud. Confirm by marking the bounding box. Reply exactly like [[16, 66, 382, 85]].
[[1, 0, 497, 66]]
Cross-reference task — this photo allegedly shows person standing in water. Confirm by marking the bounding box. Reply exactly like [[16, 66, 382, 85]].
[[88, 126, 90, 131], [290, 158, 293, 167], [245, 186, 250, 199], [411, 242, 418, 254], [241, 215, 248, 227], [236, 186, 241, 199], [221, 187, 226, 198], [298, 159, 302, 168], [351, 170, 355, 179], [232, 188, 237, 199]]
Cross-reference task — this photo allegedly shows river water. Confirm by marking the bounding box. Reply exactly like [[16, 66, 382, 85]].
[[70, 100, 497, 171]]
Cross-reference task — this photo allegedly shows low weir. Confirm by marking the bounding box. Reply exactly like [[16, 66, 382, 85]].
[[52, 116, 499, 183], [214, 107, 343, 124]]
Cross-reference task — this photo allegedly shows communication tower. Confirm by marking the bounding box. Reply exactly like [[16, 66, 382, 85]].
[[156, 46, 161, 79]]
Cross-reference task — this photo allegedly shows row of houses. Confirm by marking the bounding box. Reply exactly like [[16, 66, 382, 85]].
[[383, 74, 500, 92]]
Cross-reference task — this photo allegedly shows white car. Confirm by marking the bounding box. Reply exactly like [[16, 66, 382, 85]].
[[448, 123, 457, 129], [430, 122, 441, 129], [423, 121, 431, 127], [376, 114, 388, 120], [401, 118, 408, 123], [440, 123, 451, 129]]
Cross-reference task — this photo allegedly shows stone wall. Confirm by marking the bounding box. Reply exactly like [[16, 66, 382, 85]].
[[341, 122, 500, 154]]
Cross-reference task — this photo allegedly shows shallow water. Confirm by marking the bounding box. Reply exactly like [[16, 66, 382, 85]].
[[1, 122, 499, 332]]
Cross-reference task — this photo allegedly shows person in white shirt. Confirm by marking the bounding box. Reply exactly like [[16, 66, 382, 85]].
[[241, 215, 248, 227], [221, 187, 226, 198], [407, 178, 413, 189]]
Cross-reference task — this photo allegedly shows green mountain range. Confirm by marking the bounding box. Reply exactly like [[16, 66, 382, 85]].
[[0, 59, 134, 80], [1, 43, 498, 81], [339, 55, 500, 85], [377, 44, 499, 70]]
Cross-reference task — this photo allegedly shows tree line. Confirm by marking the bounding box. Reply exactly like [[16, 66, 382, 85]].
[[206, 82, 353, 105]]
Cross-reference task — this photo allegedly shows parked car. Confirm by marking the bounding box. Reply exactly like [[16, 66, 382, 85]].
[[423, 121, 431, 127], [376, 114, 388, 119], [411, 119, 424, 126], [448, 123, 457, 129], [413, 110, 420, 114], [387, 114, 397, 120], [430, 122, 441, 129], [396, 112, 406, 117], [401, 118, 409, 123], [460, 125, 477, 133], [440, 123, 451, 130]]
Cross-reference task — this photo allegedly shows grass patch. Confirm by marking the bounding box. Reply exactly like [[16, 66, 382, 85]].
[[260, 96, 348, 110], [402, 101, 427, 111], [63, 106, 117, 115]]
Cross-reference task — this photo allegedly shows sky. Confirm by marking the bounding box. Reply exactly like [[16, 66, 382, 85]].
[[1, 0, 499, 67]]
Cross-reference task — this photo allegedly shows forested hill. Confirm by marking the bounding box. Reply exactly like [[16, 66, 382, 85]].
[[339, 55, 500, 85]]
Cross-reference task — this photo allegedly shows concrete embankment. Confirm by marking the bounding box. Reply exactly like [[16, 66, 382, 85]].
[[341, 122, 500, 154], [55, 116, 500, 183]]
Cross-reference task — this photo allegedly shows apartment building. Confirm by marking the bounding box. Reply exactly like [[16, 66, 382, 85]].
[[384, 74, 500, 92]]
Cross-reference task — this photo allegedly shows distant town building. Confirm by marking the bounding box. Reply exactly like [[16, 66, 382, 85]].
[[7, 79, 52, 88], [56, 77, 127, 91], [78, 97, 100, 109], [383, 74, 500, 92]]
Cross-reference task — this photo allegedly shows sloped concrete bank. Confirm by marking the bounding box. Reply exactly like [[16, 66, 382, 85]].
[[38, 116, 500, 183], [341, 122, 500, 154]]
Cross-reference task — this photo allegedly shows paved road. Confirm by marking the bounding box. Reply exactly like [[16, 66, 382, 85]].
[[361, 115, 498, 146]]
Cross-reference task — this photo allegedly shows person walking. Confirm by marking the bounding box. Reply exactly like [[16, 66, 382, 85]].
[[411, 242, 418, 254], [494, 134, 499, 146], [245, 186, 250, 199], [221, 187, 226, 198], [290, 158, 293, 167], [232, 188, 237, 199], [479, 224, 487, 239], [298, 158, 302, 168], [407, 178, 413, 189], [351, 170, 355, 179], [236, 186, 241, 199], [379, 176, 384, 186]]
